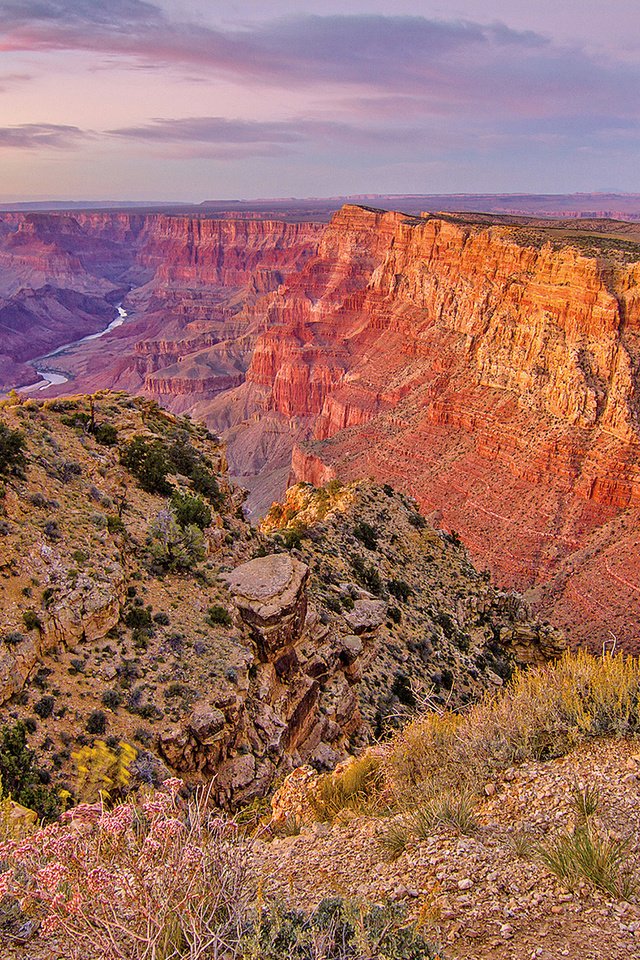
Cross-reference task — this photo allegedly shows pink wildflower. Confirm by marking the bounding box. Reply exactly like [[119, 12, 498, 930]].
[[162, 777, 184, 798], [41, 914, 61, 936], [0, 870, 12, 897]]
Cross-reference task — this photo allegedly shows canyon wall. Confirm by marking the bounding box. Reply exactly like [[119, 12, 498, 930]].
[[240, 206, 640, 648], [0, 211, 322, 392], [2, 204, 640, 646]]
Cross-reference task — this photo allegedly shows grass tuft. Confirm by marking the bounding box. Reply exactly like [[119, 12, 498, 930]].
[[378, 821, 410, 861], [410, 787, 478, 838], [312, 754, 384, 822], [536, 824, 636, 900]]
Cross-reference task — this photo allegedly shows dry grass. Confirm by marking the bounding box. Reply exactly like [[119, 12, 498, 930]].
[[384, 651, 640, 801], [409, 787, 478, 838], [312, 754, 385, 822], [378, 820, 410, 861]]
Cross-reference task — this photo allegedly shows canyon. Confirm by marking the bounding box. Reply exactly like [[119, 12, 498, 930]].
[[1, 204, 639, 647]]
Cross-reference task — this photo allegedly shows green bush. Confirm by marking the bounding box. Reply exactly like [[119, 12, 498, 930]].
[[120, 437, 173, 495], [101, 689, 122, 710], [107, 514, 126, 535], [93, 423, 118, 446], [0, 422, 26, 479], [170, 491, 212, 530], [388, 579, 412, 601], [190, 465, 223, 508], [243, 897, 439, 959], [147, 509, 205, 572], [0, 720, 59, 820], [86, 710, 107, 735], [351, 554, 382, 595], [124, 606, 153, 629], [22, 610, 42, 632], [33, 695, 55, 719], [206, 605, 232, 627], [353, 521, 378, 551]]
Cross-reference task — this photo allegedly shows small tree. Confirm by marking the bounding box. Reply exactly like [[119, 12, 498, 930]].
[[170, 491, 212, 530], [147, 509, 205, 571], [120, 437, 172, 495], [0, 721, 59, 820]]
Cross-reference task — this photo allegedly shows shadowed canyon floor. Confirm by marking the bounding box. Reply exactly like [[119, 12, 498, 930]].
[[1, 206, 639, 647]]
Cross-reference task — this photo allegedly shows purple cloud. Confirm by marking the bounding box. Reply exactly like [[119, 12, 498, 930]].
[[1, 4, 639, 164], [108, 114, 417, 159], [0, 123, 88, 148]]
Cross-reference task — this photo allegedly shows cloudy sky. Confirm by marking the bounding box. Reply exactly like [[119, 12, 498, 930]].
[[0, 0, 638, 201]]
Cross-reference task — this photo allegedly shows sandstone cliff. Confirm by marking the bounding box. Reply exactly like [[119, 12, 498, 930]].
[[4, 206, 640, 647]]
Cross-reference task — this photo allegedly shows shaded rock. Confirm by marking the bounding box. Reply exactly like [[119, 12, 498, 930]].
[[344, 599, 387, 634], [189, 704, 226, 744]]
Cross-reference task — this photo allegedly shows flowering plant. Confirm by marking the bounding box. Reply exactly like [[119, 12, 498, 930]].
[[0, 779, 251, 960]]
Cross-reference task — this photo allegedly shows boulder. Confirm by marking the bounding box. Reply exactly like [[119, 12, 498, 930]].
[[222, 554, 309, 658], [189, 704, 226, 744], [344, 599, 387, 634]]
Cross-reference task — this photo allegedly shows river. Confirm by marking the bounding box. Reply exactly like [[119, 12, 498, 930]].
[[26, 305, 129, 391]]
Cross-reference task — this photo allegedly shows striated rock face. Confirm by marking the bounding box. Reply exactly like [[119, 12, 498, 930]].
[[0, 211, 321, 393], [236, 205, 640, 649]]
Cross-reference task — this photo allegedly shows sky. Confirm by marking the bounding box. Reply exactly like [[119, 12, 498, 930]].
[[0, 0, 639, 201]]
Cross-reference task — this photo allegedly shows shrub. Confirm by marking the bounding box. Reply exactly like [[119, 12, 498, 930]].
[[147, 509, 205, 571], [0, 720, 59, 820], [170, 491, 212, 530], [353, 521, 378, 551], [385, 650, 640, 802], [107, 514, 126, 535], [388, 578, 413, 602], [350, 554, 382, 595], [0, 422, 26, 479], [190, 465, 223, 507], [3, 630, 25, 646], [206, 604, 232, 627], [86, 710, 107, 735], [34, 695, 55, 719], [245, 897, 438, 960], [120, 436, 173, 495], [0, 784, 263, 960], [22, 609, 42, 632], [378, 820, 410, 861], [101, 689, 122, 710], [58, 460, 82, 483], [124, 606, 153, 629], [72, 739, 137, 803], [92, 422, 118, 446]]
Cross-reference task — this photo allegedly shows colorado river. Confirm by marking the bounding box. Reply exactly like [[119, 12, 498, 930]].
[[27, 305, 129, 391]]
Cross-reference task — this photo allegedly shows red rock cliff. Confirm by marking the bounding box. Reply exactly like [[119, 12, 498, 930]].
[[239, 205, 640, 648]]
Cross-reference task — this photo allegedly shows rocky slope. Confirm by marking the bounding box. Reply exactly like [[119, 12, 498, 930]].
[[258, 739, 640, 960], [0, 391, 557, 808]]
